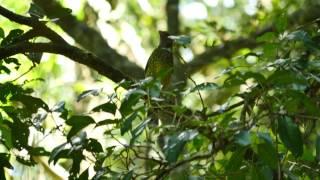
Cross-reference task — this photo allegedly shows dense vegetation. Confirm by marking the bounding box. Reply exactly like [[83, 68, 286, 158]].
[[0, 0, 320, 179]]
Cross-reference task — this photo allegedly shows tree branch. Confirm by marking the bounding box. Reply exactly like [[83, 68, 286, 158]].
[[0, 42, 129, 81], [156, 151, 214, 180], [0, 5, 66, 43], [0, 5, 132, 82], [166, 0, 180, 35], [32, 0, 144, 79]]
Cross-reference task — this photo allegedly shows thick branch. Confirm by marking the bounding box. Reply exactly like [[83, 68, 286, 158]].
[[166, 0, 180, 35], [33, 0, 144, 79], [0, 5, 66, 44], [0, 42, 129, 81]]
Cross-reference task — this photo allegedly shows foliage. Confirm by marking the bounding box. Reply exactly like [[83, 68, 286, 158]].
[[1, 0, 320, 179]]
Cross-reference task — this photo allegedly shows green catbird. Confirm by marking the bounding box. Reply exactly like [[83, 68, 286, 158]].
[[145, 31, 174, 89]]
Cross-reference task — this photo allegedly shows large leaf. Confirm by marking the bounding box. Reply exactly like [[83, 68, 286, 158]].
[[66, 115, 95, 139], [119, 89, 146, 116], [278, 116, 303, 157], [10, 94, 49, 113], [85, 138, 103, 153], [1, 29, 23, 46], [91, 102, 117, 114], [275, 13, 287, 33], [130, 118, 151, 145], [225, 147, 246, 171], [257, 142, 278, 169], [120, 112, 137, 135], [164, 130, 198, 163]]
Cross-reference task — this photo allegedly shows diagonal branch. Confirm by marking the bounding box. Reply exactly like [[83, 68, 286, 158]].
[[0, 5, 130, 82], [0, 42, 129, 81], [32, 0, 144, 79]]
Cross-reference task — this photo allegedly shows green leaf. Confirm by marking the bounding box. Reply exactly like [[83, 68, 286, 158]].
[[235, 131, 251, 146], [85, 138, 103, 153], [123, 170, 133, 180], [25, 52, 43, 64], [225, 147, 246, 171], [256, 32, 276, 42], [287, 30, 319, 51], [316, 135, 320, 161], [278, 116, 303, 157], [79, 168, 89, 180], [190, 82, 219, 93], [0, 27, 4, 39], [16, 155, 36, 166], [119, 89, 146, 116], [66, 115, 95, 139], [92, 102, 117, 114], [0, 153, 13, 169], [3, 58, 20, 66], [28, 3, 45, 18], [275, 13, 287, 33], [77, 89, 101, 102], [0, 122, 13, 149], [1, 29, 24, 46], [48, 143, 68, 164], [11, 94, 49, 112], [0, 65, 10, 74], [262, 43, 278, 59], [130, 118, 151, 145], [268, 70, 307, 87], [29, 147, 50, 156], [169, 35, 191, 46], [257, 143, 278, 169], [164, 130, 198, 163], [95, 119, 119, 127], [120, 112, 137, 135], [51, 101, 66, 112]]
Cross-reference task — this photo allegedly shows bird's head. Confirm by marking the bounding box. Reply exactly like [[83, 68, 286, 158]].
[[158, 31, 173, 48]]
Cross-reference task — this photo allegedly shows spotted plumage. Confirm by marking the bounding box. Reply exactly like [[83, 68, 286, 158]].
[[145, 31, 174, 89]]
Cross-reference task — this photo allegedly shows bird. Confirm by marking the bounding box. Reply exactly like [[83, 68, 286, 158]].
[[145, 31, 174, 89]]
